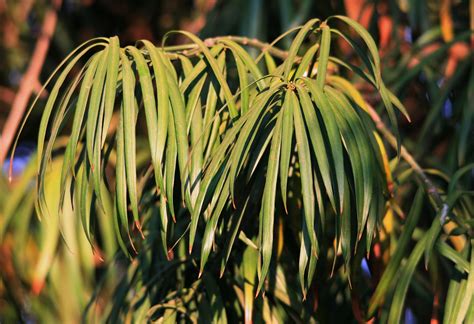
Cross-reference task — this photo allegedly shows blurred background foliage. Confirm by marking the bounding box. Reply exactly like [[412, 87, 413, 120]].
[[0, 0, 473, 322]]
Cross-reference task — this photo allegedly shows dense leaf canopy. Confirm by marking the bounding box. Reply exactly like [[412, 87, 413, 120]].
[[1, 1, 473, 322]]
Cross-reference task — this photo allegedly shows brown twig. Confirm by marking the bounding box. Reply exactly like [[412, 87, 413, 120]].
[[216, 36, 292, 60], [0, 0, 62, 166], [365, 104, 446, 212], [163, 35, 295, 61]]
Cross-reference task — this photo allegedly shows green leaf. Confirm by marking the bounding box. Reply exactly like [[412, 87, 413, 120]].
[[188, 77, 206, 205], [291, 90, 317, 255], [100, 37, 120, 139], [179, 45, 223, 93], [242, 244, 258, 324], [283, 18, 320, 79], [33, 39, 108, 173], [165, 102, 178, 221], [279, 91, 294, 212], [119, 51, 141, 234], [219, 191, 251, 276], [218, 39, 266, 91], [303, 78, 343, 214], [228, 86, 282, 203], [315, 24, 330, 88], [340, 179, 352, 267], [326, 87, 375, 238], [160, 50, 192, 210], [264, 52, 277, 74], [443, 243, 471, 324], [437, 240, 470, 273], [76, 162, 94, 247], [127, 44, 163, 198], [189, 111, 254, 252], [141, 41, 170, 200], [86, 46, 109, 210], [165, 32, 238, 119], [456, 241, 474, 323], [61, 53, 101, 194], [328, 16, 401, 154], [115, 102, 134, 255], [200, 176, 230, 273], [295, 84, 336, 216], [369, 189, 424, 315], [256, 103, 283, 296], [388, 233, 428, 323], [294, 43, 319, 78]]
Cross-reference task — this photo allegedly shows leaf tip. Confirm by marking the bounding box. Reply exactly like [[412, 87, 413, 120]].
[[31, 278, 45, 296], [93, 248, 105, 264], [135, 220, 145, 239], [8, 159, 13, 183], [302, 291, 307, 301], [254, 289, 260, 299], [167, 249, 174, 261]]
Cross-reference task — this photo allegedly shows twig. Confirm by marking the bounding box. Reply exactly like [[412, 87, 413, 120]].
[[216, 36, 292, 60], [365, 104, 446, 211], [163, 35, 295, 61], [0, 0, 62, 166]]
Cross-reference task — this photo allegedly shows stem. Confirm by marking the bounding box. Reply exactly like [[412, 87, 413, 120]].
[[163, 36, 293, 61], [216, 36, 291, 60], [365, 104, 445, 211]]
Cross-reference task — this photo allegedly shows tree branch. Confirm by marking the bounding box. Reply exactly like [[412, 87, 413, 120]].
[[0, 0, 62, 166], [365, 104, 446, 213], [195, 36, 446, 212], [215, 37, 447, 213], [163, 35, 296, 61], [3, 22, 447, 217]]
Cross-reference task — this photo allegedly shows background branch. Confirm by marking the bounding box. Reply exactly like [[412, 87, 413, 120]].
[[0, 0, 62, 166], [365, 104, 445, 210]]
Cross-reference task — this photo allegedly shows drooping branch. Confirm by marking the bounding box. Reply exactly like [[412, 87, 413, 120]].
[[4, 22, 446, 217], [222, 38, 447, 213], [199, 37, 447, 212]]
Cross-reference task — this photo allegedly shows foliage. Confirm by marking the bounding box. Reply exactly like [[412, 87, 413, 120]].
[[0, 154, 119, 322], [1, 1, 473, 323]]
